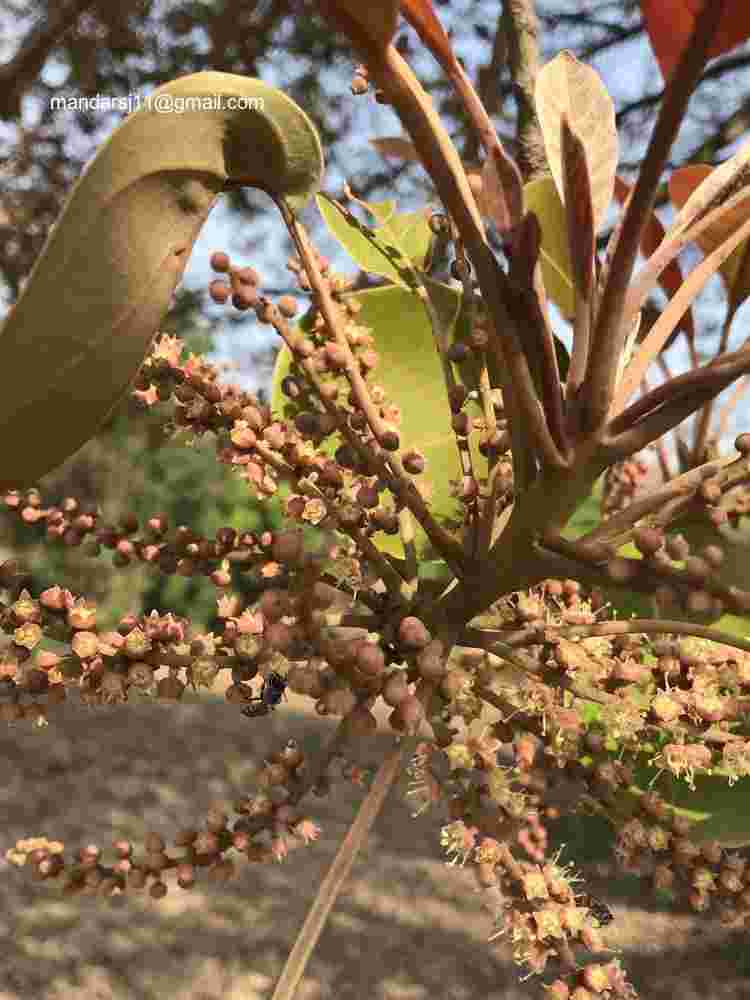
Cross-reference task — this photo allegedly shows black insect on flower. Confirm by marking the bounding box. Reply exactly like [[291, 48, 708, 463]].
[[241, 670, 288, 719], [578, 892, 614, 926]]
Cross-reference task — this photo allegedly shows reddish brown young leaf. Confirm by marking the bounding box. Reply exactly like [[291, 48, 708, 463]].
[[370, 136, 421, 162], [480, 146, 524, 236], [318, 0, 400, 54], [561, 115, 595, 395], [642, 0, 750, 81], [669, 163, 750, 307], [399, 0, 456, 70], [613, 174, 694, 345], [561, 116, 595, 301]]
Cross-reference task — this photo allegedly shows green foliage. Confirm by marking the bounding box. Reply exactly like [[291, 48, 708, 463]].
[[272, 276, 476, 564]]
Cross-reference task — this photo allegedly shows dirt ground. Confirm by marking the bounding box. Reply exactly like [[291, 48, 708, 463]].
[[3, 690, 750, 1000]]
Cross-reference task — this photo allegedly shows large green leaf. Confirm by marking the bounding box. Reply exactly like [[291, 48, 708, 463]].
[[271, 279, 481, 564], [381, 209, 432, 269], [0, 72, 323, 492], [524, 176, 575, 320], [315, 193, 432, 287]]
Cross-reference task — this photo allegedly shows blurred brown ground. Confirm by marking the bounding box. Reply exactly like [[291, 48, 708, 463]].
[[2, 687, 750, 1000]]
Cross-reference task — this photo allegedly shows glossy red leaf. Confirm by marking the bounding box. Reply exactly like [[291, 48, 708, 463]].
[[642, 0, 750, 81]]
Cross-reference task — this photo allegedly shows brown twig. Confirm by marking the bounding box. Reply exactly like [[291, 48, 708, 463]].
[[500, 0, 546, 181], [604, 344, 750, 460], [271, 735, 417, 1000]]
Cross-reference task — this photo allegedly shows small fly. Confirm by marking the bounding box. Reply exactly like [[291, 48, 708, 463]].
[[241, 671, 288, 718], [577, 892, 614, 926]]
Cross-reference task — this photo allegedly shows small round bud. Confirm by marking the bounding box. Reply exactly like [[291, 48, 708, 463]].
[[666, 533, 690, 561], [382, 671, 410, 707], [606, 557, 638, 583], [448, 384, 467, 413], [277, 295, 298, 318], [210, 251, 230, 272], [397, 616, 431, 649], [379, 429, 400, 451], [634, 526, 663, 556], [685, 555, 710, 580], [357, 642, 386, 676], [389, 694, 425, 733], [451, 412, 470, 436], [235, 266, 259, 286], [209, 279, 230, 304], [416, 639, 446, 681], [700, 478, 722, 504], [450, 258, 471, 281], [429, 212, 450, 235], [402, 449, 425, 475], [325, 343, 348, 370], [701, 544, 724, 567], [446, 342, 469, 364]]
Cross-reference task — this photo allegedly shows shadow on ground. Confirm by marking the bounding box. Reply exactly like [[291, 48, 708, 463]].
[[2, 694, 750, 1000]]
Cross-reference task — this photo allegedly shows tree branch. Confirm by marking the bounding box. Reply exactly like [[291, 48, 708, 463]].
[[0, 0, 94, 119]]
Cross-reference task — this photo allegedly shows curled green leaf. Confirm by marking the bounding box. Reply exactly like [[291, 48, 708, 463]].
[[0, 71, 324, 491]]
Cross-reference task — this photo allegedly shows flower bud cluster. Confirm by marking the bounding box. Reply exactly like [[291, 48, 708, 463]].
[[603, 522, 750, 620], [6, 738, 323, 897], [437, 826, 637, 992], [7, 231, 750, 1000]]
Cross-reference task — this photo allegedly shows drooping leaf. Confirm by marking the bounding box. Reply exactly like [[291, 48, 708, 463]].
[[523, 176, 575, 320], [669, 162, 750, 308], [534, 50, 618, 234], [0, 72, 324, 492], [642, 0, 750, 81]]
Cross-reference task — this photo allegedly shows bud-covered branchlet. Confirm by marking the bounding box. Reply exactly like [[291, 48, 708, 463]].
[[8, 64, 750, 999]]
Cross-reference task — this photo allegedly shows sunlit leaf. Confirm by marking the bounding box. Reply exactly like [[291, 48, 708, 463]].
[[316, 194, 431, 288], [669, 161, 750, 307], [523, 176, 575, 320], [535, 50, 618, 234]]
